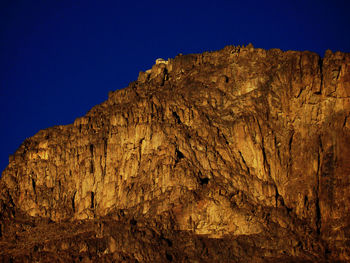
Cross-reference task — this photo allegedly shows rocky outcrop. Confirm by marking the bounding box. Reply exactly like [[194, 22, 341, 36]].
[[1, 45, 350, 262]]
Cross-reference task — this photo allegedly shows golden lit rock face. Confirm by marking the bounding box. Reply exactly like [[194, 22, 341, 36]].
[[1, 45, 350, 262]]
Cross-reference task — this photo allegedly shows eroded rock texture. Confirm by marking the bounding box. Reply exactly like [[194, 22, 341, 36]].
[[1, 45, 350, 262]]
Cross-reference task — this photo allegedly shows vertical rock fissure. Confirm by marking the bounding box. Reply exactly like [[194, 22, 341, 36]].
[[274, 135, 281, 163], [90, 160, 94, 174], [315, 136, 323, 235], [288, 131, 294, 154], [317, 57, 323, 95], [72, 191, 76, 213], [90, 192, 95, 209], [287, 131, 294, 178], [90, 144, 94, 174], [138, 138, 144, 164], [103, 137, 108, 178], [31, 178, 36, 194], [256, 119, 279, 207], [172, 111, 181, 124], [256, 119, 271, 178], [343, 115, 348, 128], [90, 144, 94, 157]]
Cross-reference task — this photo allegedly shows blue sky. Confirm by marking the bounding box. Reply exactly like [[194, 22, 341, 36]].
[[1, 0, 349, 173]]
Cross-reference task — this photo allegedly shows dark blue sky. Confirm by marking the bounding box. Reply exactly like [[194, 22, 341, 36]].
[[1, 0, 349, 174]]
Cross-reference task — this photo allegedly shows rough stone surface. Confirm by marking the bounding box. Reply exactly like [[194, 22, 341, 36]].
[[1, 45, 350, 262]]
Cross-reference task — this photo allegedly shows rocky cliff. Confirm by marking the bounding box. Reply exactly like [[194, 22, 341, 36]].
[[1, 45, 350, 262]]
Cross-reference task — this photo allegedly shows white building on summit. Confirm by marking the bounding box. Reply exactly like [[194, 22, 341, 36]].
[[155, 58, 168, 65]]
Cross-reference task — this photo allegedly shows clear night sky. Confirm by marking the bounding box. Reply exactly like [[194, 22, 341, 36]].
[[1, 0, 349, 174]]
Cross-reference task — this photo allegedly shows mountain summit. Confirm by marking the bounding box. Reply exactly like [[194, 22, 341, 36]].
[[1, 45, 350, 262]]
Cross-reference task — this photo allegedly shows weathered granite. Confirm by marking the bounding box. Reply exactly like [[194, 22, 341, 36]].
[[1, 45, 349, 262]]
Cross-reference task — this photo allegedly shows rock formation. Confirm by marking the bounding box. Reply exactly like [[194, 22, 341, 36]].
[[0, 45, 349, 262]]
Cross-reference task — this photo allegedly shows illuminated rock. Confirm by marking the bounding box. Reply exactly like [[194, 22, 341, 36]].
[[1, 45, 350, 262]]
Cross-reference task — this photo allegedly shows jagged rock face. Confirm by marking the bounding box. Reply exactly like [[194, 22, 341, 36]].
[[1, 45, 350, 262]]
